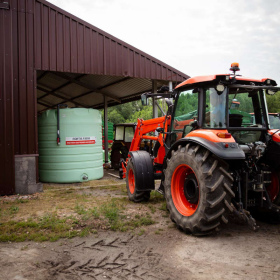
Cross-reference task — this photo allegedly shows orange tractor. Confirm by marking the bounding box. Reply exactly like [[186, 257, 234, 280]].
[[121, 63, 280, 235]]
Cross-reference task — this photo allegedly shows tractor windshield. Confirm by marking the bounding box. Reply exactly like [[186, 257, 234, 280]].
[[202, 87, 267, 130], [173, 86, 269, 143], [268, 114, 280, 129], [228, 90, 265, 128]]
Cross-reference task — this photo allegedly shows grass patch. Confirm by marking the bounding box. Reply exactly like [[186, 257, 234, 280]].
[[138, 229, 145, 236], [74, 204, 87, 215], [159, 201, 167, 211], [0, 214, 77, 242], [149, 190, 165, 203], [148, 205, 156, 214], [0, 183, 162, 242], [155, 228, 164, 235]]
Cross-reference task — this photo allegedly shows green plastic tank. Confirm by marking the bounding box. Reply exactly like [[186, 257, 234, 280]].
[[38, 108, 103, 183]]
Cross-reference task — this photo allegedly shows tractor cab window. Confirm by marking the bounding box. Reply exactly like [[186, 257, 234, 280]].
[[115, 126, 124, 141], [269, 114, 280, 129], [203, 88, 227, 128], [173, 89, 199, 140], [124, 126, 134, 142], [228, 90, 263, 128], [228, 90, 266, 144]]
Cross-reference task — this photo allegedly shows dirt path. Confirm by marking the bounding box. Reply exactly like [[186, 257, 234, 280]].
[[1, 171, 280, 280], [1, 221, 280, 280]]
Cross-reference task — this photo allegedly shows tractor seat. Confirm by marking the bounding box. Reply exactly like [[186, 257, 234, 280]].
[[229, 114, 243, 127]]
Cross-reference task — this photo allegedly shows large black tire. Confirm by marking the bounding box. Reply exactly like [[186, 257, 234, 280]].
[[163, 143, 234, 236], [126, 158, 150, 202]]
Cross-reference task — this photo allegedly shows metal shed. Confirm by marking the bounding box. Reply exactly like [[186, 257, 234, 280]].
[[0, 0, 189, 195]]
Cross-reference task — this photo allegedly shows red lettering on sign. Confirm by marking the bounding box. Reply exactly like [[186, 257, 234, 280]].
[[66, 140, 95, 145]]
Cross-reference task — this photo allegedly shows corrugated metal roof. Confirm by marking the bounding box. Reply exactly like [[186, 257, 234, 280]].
[[34, 0, 190, 112], [35, 0, 189, 81], [37, 72, 179, 111]]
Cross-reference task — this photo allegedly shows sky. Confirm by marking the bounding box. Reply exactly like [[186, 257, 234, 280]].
[[48, 0, 280, 83]]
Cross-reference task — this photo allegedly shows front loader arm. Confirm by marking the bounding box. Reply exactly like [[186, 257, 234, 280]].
[[120, 115, 171, 180], [129, 115, 171, 152]]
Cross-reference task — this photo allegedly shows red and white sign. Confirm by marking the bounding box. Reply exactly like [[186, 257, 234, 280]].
[[66, 136, 96, 145]]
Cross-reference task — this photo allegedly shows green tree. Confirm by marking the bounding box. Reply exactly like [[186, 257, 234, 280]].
[[266, 91, 280, 113]]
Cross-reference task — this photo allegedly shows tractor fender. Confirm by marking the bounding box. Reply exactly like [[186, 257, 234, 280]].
[[165, 136, 245, 163], [128, 150, 155, 191]]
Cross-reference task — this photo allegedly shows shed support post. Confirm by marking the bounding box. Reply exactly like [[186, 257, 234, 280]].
[[104, 96, 109, 164], [152, 80, 158, 135], [169, 81, 173, 92], [152, 80, 158, 119]]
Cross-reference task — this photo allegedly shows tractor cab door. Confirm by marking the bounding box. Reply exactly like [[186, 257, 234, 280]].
[[172, 89, 199, 142]]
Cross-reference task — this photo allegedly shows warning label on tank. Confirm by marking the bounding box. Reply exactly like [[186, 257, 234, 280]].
[[66, 136, 96, 145]]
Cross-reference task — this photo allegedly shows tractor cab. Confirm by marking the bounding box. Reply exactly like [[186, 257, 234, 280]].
[[172, 63, 279, 147], [110, 123, 135, 170]]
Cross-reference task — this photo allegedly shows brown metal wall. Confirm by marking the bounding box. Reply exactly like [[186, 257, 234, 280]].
[[34, 0, 187, 82], [13, 0, 37, 156], [0, 0, 37, 194], [0, 1, 15, 194]]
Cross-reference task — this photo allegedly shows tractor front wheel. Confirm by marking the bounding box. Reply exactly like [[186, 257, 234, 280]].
[[126, 158, 150, 202], [163, 144, 234, 236]]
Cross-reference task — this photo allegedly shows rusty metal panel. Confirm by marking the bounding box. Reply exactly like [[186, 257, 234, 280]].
[[0, 5, 15, 194]]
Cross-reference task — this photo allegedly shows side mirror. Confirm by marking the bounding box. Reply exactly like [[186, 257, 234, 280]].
[[141, 94, 148, 106], [159, 86, 169, 93], [266, 89, 276, 96]]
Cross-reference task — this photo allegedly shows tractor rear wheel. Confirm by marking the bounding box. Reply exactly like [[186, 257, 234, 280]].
[[126, 158, 151, 202], [163, 144, 234, 236]]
